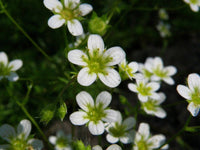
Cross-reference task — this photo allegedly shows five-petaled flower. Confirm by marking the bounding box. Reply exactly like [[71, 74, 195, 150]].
[[69, 91, 120, 135], [0, 51, 23, 82], [177, 73, 200, 116], [43, 0, 93, 36], [128, 79, 160, 102], [68, 34, 126, 87], [105, 112, 136, 144], [92, 144, 122, 150], [0, 119, 43, 150], [133, 123, 168, 150], [141, 92, 167, 118], [145, 57, 177, 85]]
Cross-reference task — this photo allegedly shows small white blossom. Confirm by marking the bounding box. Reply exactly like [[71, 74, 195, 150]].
[[68, 34, 126, 87], [138, 58, 154, 81], [106, 112, 136, 144], [145, 57, 177, 85], [69, 91, 120, 135], [92, 144, 122, 150], [49, 130, 72, 150], [183, 0, 200, 12], [177, 73, 200, 116], [156, 22, 171, 38], [158, 9, 169, 20], [119, 59, 142, 80], [0, 52, 23, 82], [133, 123, 168, 150], [128, 79, 160, 102], [141, 92, 167, 118], [43, 0, 93, 36], [0, 119, 43, 150]]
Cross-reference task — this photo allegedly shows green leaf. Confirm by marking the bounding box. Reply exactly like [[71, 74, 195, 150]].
[[57, 101, 67, 121]]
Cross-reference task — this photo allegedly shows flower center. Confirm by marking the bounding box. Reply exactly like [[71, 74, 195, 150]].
[[109, 122, 126, 137], [84, 49, 113, 74], [10, 137, 30, 150], [56, 137, 69, 148], [190, 0, 198, 4], [153, 66, 168, 78], [137, 83, 152, 96], [143, 69, 153, 78], [0, 62, 12, 76], [60, 8, 74, 20], [86, 103, 106, 124], [137, 139, 149, 150], [191, 87, 200, 105], [142, 99, 157, 111]]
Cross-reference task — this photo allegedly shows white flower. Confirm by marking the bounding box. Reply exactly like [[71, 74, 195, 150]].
[[141, 92, 167, 118], [158, 9, 169, 20], [138, 58, 154, 81], [156, 22, 171, 38], [177, 73, 200, 116], [43, 0, 93, 36], [92, 144, 122, 150], [68, 34, 126, 87], [106, 112, 136, 144], [0, 119, 43, 150], [133, 123, 168, 150], [145, 57, 177, 85], [128, 79, 160, 102], [119, 59, 142, 80], [69, 91, 120, 135], [49, 130, 72, 150], [0, 52, 23, 82], [183, 0, 200, 12]]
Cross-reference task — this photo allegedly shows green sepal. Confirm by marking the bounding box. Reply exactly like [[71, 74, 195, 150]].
[[40, 104, 56, 125], [57, 100, 67, 121]]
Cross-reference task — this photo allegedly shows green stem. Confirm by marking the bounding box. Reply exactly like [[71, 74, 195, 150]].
[[157, 115, 192, 150], [0, 0, 52, 61]]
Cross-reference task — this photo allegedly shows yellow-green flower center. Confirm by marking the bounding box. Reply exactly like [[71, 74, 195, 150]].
[[153, 66, 168, 78], [109, 122, 126, 137], [190, 87, 200, 105], [142, 99, 157, 111], [190, 0, 198, 4], [137, 83, 152, 96], [0, 62, 12, 76], [60, 8, 75, 20], [85, 103, 106, 124], [56, 136, 69, 148], [10, 135, 31, 150]]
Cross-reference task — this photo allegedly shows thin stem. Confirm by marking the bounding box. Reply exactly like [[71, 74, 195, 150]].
[[157, 115, 192, 150], [0, 0, 52, 61]]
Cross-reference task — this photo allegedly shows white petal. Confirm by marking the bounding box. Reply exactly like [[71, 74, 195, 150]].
[[138, 94, 148, 102], [148, 135, 166, 149], [48, 15, 65, 29], [188, 73, 200, 91], [103, 109, 121, 123], [76, 91, 94, 111], [150, 92, 161, 100], [177, 85, 191, 100], [0, 124, 16, 142], [163, 77, 175, 85], [154, 57, 163, 69], [67, 19, 83, 36], [123, 117, 136, 130], [64, 0, 80, 9], [187, 102, 200, 117], [43, 0, 63, 12], [128, 62, 138, 73], [67, 50, 88, 66], [70, 111, 89, 125], [128, 83, 138, 93], [155, 107, 167, 118], [9, 59, 23, 71], [147, 82, 160, 91], [98, 68, 121, 88], [0, 52, 8, 66], [28, 139, 44, 150], [88, 121, 104, 135], [138, 123, 150, 140], [106, 144, 122, 150], [103, 47, 126, 66], [106, 134, 119, 143], [92, 145, 103, 150], [190, 4, 199, 12], [6, 72, 19, 81], [156, 92, 166, 105], [165, 66, 177, 76], [88, 34, 104, 55], [120, 130, 135, 144], [79, 4, 93, 16], [77, 67, 97, 86], [49, 136, 57, 144], [96, 91, 112, 109], [17, 119, 31, 139], [151, 75, 161, 81]]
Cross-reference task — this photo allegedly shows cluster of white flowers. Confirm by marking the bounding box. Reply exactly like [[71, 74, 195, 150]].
[[183, 0, 200, 12], [0, 119, 43, 150], [0, 52, 22, 82]]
